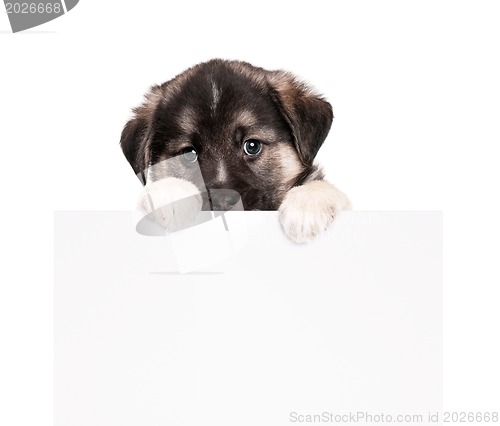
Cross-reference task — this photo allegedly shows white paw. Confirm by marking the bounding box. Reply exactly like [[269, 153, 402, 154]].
[[279, 180, 351, 243], [138, 177, 202, 232]]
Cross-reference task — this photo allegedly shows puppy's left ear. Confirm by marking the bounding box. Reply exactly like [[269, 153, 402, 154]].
[[120, 85, 163, 185], [120, 116, 149, 185], [268, 71, 333, 165]]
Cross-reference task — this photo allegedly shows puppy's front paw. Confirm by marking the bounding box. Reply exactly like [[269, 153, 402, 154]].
[[279, 180, 351, 243], [138, 177, 202, 232]]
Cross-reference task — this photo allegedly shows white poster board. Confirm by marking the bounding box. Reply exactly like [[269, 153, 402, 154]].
[[55, 211, 442, 426]]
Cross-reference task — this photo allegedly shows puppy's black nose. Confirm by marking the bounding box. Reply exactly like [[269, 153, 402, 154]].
[[209, 189, 241, 211]]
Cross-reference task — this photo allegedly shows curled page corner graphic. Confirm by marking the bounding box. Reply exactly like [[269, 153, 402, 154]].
[[132, 156, 248, 273], [133, 209, 249, 274], [64, 0, 78, 11]]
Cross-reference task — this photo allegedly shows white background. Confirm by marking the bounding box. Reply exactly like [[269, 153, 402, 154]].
[[1, 0, 499, 424]]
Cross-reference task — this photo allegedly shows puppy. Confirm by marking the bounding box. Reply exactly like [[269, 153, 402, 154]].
[[120, 59, 350, 242]]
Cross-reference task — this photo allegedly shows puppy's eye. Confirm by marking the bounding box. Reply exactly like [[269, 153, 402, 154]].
[[243, 139, 262, 156], [181, 147, 198, 163]]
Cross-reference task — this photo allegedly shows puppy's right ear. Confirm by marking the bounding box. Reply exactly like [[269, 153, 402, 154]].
[[120, 85, 163, 185], [267, 71, 333, 166]]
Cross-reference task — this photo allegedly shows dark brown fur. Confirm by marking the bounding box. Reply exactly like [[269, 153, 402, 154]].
[[120, 59, 332, 210]]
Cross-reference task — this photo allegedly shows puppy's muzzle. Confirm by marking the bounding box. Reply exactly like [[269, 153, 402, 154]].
[[208, 189, 243, 211]]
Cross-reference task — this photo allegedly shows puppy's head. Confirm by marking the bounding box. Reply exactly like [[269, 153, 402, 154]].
[[120, 59, 333, 210]]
